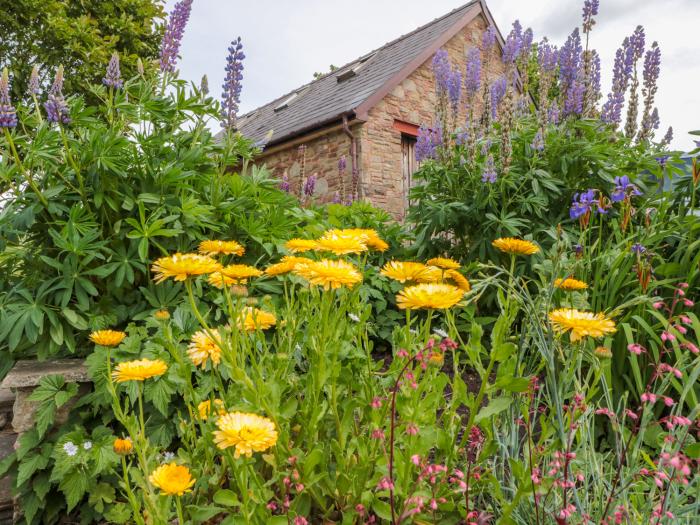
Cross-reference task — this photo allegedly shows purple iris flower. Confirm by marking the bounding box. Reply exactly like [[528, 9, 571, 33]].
[[611, 176, 641, 202], [656, 155, 669, 168], [570, 189, 606, 219], [631, 243, 646, 254]]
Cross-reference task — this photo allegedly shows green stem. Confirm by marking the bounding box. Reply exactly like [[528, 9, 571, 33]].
[[3, 129, 49, 207], [59, 127, 87, 201], [175, 496, 186, 524]]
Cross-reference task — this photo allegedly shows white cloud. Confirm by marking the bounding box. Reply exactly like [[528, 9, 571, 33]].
[[168, 0, 700, 150]]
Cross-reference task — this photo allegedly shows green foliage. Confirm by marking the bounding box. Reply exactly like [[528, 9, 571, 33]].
[[1, 72, 391, 360], [0, 0, 164, 101]]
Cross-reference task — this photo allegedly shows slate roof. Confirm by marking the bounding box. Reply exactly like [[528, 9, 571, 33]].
[[236, 0, 481, 146]]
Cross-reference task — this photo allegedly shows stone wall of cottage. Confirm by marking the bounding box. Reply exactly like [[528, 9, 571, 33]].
[[256, 13, 505, 218], [360, 13, 506, 219], [257, 126, 356, 205]]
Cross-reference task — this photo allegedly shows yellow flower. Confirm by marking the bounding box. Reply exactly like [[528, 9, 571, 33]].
[[380, 261, 431, 283], [445, 269, 471, 292], [198, 240, 245, 257], [330, 228, 389, 251], [89, 330, 126, 347], [285, 239, 319, 253], [415, 265, 443, 283], [213, 412, 278, 458], [293, 259, 363, 289], [216, 264, 263, 284], [237, 307, 277, 331], [427, 257, 461, 270], [187, 329, 223, 367], [492, 238, 540, 256], [112, 359, 168, 382], [313, 231, 368, 255], [548, 308, 616, 342], [396, 283, 465, 310], [149, 463, 196, 496], [113, 437, 133, 455], [554, 277, 589, 291], [151, 253, 222, 283], [207, 272, 239, 288], [264, 256, 313, 276], [154, 309, 170, 320], [198, 399, 225, 420]]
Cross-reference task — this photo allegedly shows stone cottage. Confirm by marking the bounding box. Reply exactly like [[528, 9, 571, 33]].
[[238, 0, 508, 219]]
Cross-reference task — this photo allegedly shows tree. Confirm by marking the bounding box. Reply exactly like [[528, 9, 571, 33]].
[[0, 0, 165, 101]]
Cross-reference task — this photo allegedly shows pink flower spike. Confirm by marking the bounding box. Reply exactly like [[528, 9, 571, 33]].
[[679, 282, 689, 289], [675, 325, 687, 335], [411, 454, 421, 466], [370, 397, 382, 409], [661, 331, 675, 342], [653, 301, 665, 309], [682, 342, 699, 354], [663, 396, 675, 407], [397, 348, 409, 358], [627, 343, 645, 355], [406, 423, 419, 435], [683, 299, 694, 307], [680, 315, 691, 324]]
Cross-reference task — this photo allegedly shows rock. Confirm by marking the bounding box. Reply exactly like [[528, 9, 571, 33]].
[[0, 360, 88, 390]]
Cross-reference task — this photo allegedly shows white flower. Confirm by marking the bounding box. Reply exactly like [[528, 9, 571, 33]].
[[433, 328, 449, 338], [348, 313, 360, 323], [163, 451, 175, 461], [63, 441, 78, 457], [82, 441, 93, 451]]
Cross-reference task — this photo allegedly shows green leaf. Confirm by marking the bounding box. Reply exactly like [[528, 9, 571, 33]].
[[475, 397, 512, 423], [17, 451, 49, 487], [186, 505, 225, 521], [213, 489, 240, 507], [59, 469, 89, 511]]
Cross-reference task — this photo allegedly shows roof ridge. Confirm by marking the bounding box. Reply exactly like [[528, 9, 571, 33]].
[[238, 0, 479, 121]]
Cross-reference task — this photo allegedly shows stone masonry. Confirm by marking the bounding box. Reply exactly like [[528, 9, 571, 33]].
[[255, 13, 505, 219]]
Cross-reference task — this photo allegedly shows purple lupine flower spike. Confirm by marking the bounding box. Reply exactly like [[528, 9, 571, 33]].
[[0, 68, 18, 128], [280, 172, 291, 193], [303, 174, 317, 197], [660, 126, 673, 147], [502, 20, 523, 65], [416, 123, 442, 162], [638, 41, 661, 141], [464, 48, 481, 99], [432, 49, 451, 95], [538, 39, 558, 73], [447, 69, 462, 111], [582, 0, 599, 33], [531, 130, 545, 152], [521, 28, 534, 56], [28, 65, 41, 96], [490, 76, 507, 119], [44, 65, 70, 124], [332, 191, 341, 204], [221, 37, 245, 131], [159, 0, 193, 73], [482, 26, 497, 52], [103, 52, 123, 89], [200, 74, 209, 95], [481, 154, 497, 183], [338, 155, 347, 172], [559, 28, 583, 88]]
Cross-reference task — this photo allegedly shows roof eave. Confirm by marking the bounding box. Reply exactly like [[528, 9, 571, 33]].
[[261, 110, 364, 150]]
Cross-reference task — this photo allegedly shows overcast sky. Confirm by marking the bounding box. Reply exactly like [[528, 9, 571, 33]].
[[167, 0, 699, 151]]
